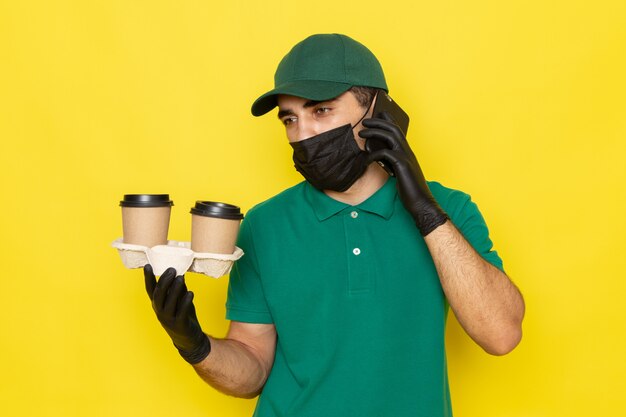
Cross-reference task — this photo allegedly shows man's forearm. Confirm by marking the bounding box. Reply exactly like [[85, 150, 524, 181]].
[[424, 220, 525, 355], [192, 336, 269, 398]]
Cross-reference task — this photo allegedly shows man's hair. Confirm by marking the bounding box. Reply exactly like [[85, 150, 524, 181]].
[[349, 86, 378, 108]]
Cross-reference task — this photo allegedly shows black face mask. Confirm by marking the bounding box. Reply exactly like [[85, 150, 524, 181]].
[[290, 124, 369, 192], [289, 102, 373, 192]]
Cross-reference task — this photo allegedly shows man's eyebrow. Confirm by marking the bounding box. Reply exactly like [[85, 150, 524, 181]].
[[304, 98, 337, 108], [277, 108, 293, 119], [277, 98, 338, 119]]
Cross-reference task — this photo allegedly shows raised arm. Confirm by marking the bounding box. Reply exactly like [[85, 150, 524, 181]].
[[424, 221, 524, 354], [362, 114, 525, 355]]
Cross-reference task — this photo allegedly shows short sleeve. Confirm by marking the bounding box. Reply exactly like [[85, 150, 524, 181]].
[[451, 194, 505, 273], [430, 182, 505, 273], [225, 215, 274, 324]]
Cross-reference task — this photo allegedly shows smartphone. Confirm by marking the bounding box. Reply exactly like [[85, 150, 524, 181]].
[[366, 90, 410, 176], [371, 90, 410, 136]]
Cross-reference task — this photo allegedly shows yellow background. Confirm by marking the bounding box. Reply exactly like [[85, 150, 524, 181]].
[[1, 1, 625, 416]]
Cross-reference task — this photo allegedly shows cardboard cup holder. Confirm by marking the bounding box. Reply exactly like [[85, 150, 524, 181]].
[[112, 238, 243, 278]]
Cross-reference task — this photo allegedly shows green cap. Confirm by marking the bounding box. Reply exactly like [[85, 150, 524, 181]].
[[251, 33, 388, 116]]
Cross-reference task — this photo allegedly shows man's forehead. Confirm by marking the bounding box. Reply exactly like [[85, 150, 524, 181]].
[[277, 93, 348, 108]]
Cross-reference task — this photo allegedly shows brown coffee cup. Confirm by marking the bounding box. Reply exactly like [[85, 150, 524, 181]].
[[190, 201, 243, 254], [120, 194, 173, 247]]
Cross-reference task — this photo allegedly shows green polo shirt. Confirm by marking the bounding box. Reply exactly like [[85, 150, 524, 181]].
[[226, 177, 503, 417]]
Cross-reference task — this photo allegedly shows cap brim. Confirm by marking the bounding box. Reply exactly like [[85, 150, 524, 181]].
[[251, 80, 352, 116]]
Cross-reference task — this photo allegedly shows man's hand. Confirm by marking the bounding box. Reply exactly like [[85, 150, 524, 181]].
[[144, 264, 211, 364], [360, 112, 449, 236]]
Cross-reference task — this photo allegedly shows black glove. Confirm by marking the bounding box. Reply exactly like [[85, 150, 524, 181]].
[[359, 112, 449, 236], [144, 264, 211, 364]]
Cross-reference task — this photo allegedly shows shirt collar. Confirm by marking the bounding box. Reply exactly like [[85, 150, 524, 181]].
[[304, 177, 398, 222]]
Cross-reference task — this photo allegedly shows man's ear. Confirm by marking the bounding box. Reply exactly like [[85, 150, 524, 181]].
[[368, 97, 377, 118], [367, 89, 382, 118]]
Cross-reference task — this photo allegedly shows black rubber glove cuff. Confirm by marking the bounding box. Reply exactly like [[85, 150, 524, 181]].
[[416, 208, 449, 236], [176, 333, 211, 365]]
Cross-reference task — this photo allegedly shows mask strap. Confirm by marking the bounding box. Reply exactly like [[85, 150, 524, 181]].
[[351, 90, 378, 129]]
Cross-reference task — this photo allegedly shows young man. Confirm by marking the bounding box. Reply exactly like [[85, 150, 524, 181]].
[[144, 33, 525, 416]]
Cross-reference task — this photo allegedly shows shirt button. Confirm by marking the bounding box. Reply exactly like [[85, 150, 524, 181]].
[[350, 211, 359, 218], [353, 248, 361, 255]]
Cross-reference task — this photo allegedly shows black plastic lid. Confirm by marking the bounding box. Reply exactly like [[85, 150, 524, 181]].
[[190, 201, 244, 220], [120, 194, 174, 208]]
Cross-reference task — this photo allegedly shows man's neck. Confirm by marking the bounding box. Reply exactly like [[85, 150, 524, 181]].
[[323, 163, 389, 206]]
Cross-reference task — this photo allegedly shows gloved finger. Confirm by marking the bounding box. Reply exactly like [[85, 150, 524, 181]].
[[362, 115, 404, 138], [366, 148, 403, 167], [360, 126, 394, 153], [173, 275, 189, 315], [176, 291, 196, 326], [364, 137, 389, 154], [163, 276, 186, 318], [144, 264, 157, 301], [359, 127, 399, 151], [152, 268, 177, 312]]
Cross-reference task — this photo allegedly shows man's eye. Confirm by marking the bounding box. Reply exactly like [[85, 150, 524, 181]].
[[315, 107, 331, 115], [282, 117, 296, 126]]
